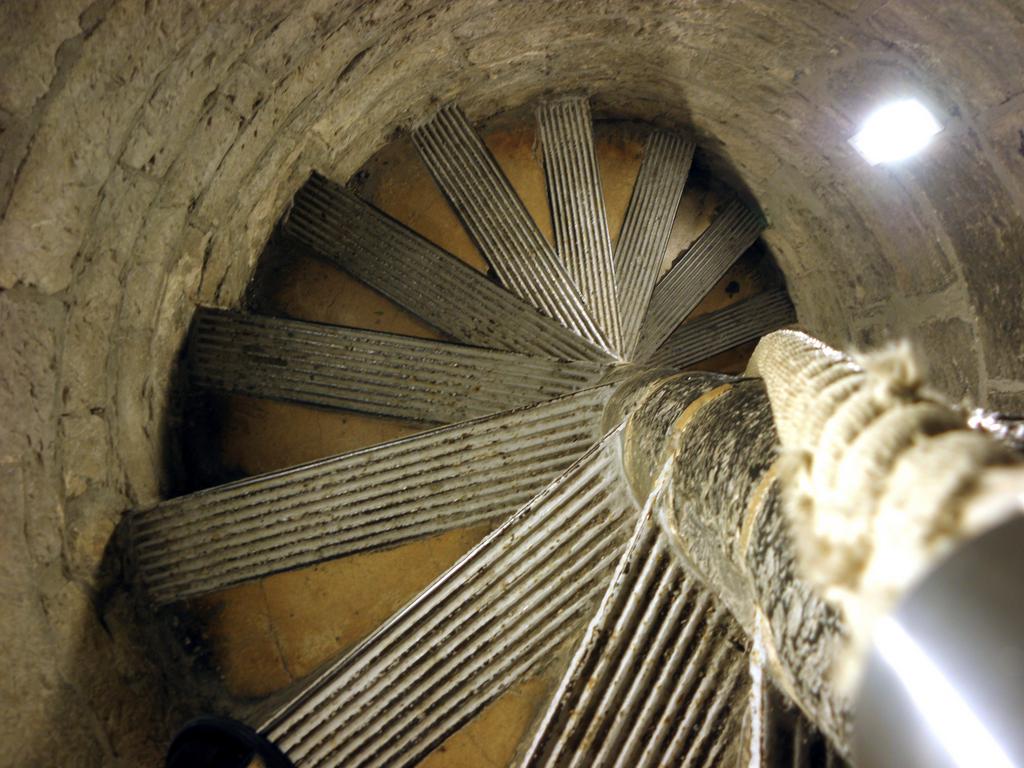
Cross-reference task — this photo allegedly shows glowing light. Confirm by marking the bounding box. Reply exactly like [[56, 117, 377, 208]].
[[850, 99, 942, 165], [874, 616, 1015, 768]]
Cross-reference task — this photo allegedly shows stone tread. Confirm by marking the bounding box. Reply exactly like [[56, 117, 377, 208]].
[[521, 513, 749, 768], [615, 131, 695, 357], [131, 386, 614, 605], [413, 104, 612, 353], [537, 97, 623, 352], [284, 173, 613, 363], [256, 431, 637, 768], [644, 289, 796, 368], [188, 307, 609, 424], [635, 201, 763, 359]]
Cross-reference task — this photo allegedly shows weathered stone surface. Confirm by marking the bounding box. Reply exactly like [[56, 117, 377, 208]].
[[0, 1, 90, 116], [852, 312, 981, 403], [869, 1, 1024, 112], [747, 485, 849, 750], [0, 289, 65, 566], [907, 130, 1024, 384], [981, 97, 1024, 208], [0, 1, 193, 293], [667, 384, 779, 622], [624, 374, 851, 750], [61, 413, 110, 497], [119, 20, 252, 178], [63, 486, 126, 580], [1, 288, 62, 461], [0, 1, 92, 215], [3, 1, 1024, 763], [909, 317, 982, 402], [987, 386, 1024, 416]]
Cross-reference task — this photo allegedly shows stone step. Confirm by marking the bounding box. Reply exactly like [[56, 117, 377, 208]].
[[285, 173, 612, 362], [614, 130, 696, 357], [188, 307, 609, 425], [635, 199, 764, 359], [131, 386, 614, 605], [521, 512, 749, 768], [645, 288, 796, 368], [413, 104, 611, 353], [255, 430, 637, 768], [537, 96, 623, 352]]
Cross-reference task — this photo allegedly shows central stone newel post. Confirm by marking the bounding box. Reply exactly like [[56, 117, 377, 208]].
[[610, 368, 852, 751]]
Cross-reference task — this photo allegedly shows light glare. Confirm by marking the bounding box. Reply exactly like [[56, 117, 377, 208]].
[[850, 99, 942, 165], [874, 616, 1014, 768]]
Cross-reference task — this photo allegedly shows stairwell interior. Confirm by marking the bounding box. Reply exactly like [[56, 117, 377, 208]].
[[3, 3, 1024, 767]]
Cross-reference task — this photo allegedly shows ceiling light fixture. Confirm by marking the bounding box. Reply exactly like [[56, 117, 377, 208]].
[[850, 98, 943, 165]]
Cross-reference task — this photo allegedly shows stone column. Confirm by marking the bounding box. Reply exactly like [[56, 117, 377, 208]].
[[617, 371, 852, 751]]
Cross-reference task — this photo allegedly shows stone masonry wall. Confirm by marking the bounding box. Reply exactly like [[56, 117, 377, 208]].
[[2, 1, 1023, 764]]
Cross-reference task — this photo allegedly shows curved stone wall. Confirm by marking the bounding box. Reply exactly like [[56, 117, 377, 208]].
[[2, 1, 1023, 764]]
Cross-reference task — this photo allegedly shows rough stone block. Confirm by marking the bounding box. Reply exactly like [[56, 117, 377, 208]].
[[0, 289, 65, 565], [219, 60, 271, 121], [61, 255, 123, 414], [60, 413, 110, 497], [987, 386, 1024, 416], [909, 316, 981, 402], [0, 288, 62, 455], [162, 96, 244, 210], [908, 131, 1024, 384], [870, 1, 1024, 112], [120, 21, 249, 177], [981, 99, 1024, 204], [193, 66, 316, 226], [112, 326, 165, 506], [0, 0, 183, 293], [0, 463, 30, 590], [0, 0, 90, 115], [63, 486, 126, 579]]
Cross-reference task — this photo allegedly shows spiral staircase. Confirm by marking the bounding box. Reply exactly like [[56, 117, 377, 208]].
[[128, 96, 840, 766]]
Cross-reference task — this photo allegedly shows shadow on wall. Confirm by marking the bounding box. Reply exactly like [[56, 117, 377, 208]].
[[16, 535, 187, 766], [15, 339, 229, 767]]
